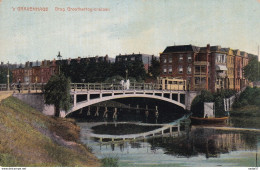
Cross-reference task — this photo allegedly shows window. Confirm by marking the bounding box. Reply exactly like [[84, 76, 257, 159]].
[[131, 57, 135, 61], [163, 68, 167, 74], [195, 66, 200, 74], [169, 57, 172, 63], [163, 57, 167, 63], [187, 65, 192, 74], [195, 77, 200, 85], [201, 66, 206, 73], [187, 54, 192, 62], [179, 55, 183, 62], [168, 68, 172, 74], [178, 66, 183, 74]]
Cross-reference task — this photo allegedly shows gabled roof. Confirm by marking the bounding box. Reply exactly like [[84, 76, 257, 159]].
[[162, 45, 200, 53]]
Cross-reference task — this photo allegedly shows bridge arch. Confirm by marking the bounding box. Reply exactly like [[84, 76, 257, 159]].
[[63, 93, 186, 117]]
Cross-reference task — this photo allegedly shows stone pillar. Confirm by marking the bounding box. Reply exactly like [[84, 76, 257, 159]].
[[74, 93, 77, 107]]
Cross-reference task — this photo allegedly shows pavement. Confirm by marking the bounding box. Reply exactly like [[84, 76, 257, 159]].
[[0, 91, 13, 102]]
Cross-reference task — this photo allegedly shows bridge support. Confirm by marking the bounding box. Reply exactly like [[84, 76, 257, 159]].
[[74, 94, 77, 107]]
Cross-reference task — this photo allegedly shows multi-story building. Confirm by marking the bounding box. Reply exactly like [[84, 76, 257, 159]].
[[160, 44, 252, 92], [12, 64, 25, 83], [115, 53, 158, 73], [210, 46, 228, 92], [233, 50, 242, 91], [240, 51, 249, 89], [225, 48, 235, 90], [160, 44, 209, 91]]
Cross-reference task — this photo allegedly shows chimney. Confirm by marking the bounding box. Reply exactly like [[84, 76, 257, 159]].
[[207, 44, 210, 52]]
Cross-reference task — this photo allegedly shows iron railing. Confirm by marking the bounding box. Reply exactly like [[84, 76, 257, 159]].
[[1, 82, 187, 93]]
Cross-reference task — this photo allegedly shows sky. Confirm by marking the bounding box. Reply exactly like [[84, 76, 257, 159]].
[[0, 0, 260, 64]]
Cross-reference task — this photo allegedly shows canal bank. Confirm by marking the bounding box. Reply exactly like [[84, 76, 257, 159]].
[[0, 96, 100, 166]]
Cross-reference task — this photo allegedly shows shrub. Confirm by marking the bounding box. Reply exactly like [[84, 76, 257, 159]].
[[101, 157, 119, 167]]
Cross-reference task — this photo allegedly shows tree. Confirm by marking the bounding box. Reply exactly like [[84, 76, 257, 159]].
[[0, 67, 12, 84], [44, 73, 72, 117], [148, 58, 160, 79], [244, 57, 260, 82]]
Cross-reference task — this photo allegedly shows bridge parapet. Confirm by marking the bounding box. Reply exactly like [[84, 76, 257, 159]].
[[70, 82, 186, 91]]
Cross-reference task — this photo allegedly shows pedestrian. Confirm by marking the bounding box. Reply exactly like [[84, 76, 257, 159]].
[[17, 79, 21, 93]]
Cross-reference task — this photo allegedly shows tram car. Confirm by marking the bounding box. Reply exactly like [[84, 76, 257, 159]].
[[159, 77, 186, 91]]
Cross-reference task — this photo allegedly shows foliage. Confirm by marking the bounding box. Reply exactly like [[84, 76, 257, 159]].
[[233, 86, 260, 108], [191, 89, 236, 117], [112, 60, 146, 81], [60, 59, 146, 83], [191, 90, 214, 117], [148, 57, 160, 79], [244, 57, 260, 82], [44, 73, 72, 117], [101, 157, 119, 167], [0, 67, 12, 84]]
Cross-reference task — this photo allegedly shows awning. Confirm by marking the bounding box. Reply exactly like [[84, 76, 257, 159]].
[[216, 65, 227, 71]]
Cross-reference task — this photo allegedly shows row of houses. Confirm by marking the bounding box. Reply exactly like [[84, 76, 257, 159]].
[[11, 55, 112, 84], [7, 44, 258, 92], [10, 53, 157, 84], [159, 44, 258, 92]]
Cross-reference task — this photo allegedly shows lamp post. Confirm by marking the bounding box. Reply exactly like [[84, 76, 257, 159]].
[[125, 69, 128, 80], [7, 61, 10, 91]]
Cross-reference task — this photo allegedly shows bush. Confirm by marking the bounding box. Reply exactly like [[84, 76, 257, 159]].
[[101, 157, 119, 167], [191, 89, 236, 117], [191, 90, 214, 117], [233, 86, 260, 108]]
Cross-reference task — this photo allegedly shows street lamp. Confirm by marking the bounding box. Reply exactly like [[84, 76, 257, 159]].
[[7, 61, 10, 91], [125, 69, 128, 80]]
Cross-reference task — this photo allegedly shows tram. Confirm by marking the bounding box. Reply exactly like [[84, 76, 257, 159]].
[[159, 77, 186, 90]]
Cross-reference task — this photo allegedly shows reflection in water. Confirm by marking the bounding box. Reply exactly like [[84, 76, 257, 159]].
[[78, 110, 260, 167], [80, 121, 260, 166], [146, 127, 258, 159]]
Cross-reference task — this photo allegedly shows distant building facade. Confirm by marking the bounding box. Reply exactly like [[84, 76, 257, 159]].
[[160, 44, 253, 92], [115, 53, 159, 73], [11, 55, 111, 84]]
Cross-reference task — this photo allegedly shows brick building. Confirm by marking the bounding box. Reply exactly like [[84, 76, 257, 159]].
[[115, 53, 158, 73], [12, 64, 25, 83], [160, 44, 251, 92]]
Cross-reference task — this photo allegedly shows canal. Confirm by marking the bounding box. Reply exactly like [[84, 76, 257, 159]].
[[70, 98, 260, 167]]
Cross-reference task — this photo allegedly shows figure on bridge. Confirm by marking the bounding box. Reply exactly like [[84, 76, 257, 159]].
[[17, 79, 21, 93], [120, 79, 130, 90]]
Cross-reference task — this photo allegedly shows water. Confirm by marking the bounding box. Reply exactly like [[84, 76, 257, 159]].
[[76, 99, 260, 167]]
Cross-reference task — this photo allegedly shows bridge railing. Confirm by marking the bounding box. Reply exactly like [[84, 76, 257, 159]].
[[9, 82, 184, 93], [70, 83, 167, 91], [0, 84, 7, 91], [12, 83, 46, 93]]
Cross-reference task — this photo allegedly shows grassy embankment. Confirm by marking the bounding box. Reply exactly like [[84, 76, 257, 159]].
[[0, 96, 100, 167], [230, 87, 260, 128]]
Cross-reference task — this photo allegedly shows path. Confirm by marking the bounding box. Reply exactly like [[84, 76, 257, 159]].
[[0, 91, 12, 102]]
